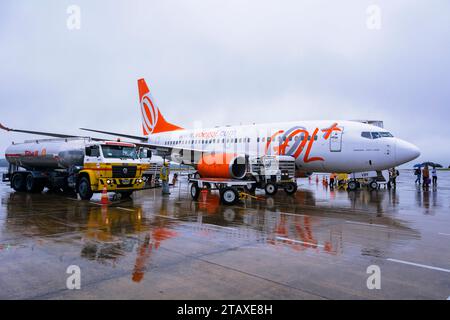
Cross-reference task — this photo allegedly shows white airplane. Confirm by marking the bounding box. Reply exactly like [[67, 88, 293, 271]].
[[83, 78, 420, 176], [2, 78, 420, 183]]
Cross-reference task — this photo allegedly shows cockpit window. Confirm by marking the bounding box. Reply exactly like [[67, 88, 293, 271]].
[[378, 132, 394, 138], [362, 131, 394, 139], [361, 132, 372, 139], [371, 132, 381, 139]]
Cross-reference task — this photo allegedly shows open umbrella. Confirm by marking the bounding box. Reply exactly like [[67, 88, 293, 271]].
[[421, 162, 443, 168], [413, 163, 423, 168]]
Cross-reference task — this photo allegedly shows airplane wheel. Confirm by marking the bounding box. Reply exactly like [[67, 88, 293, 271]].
[[347, 180, 358, 191], [221, 187, 239, 205], [369, 181, 378, 190], [11, 173, 26, 192], [190, 182, 200, 200], [284, 182, 298, 195], [25, 174, 44, 193], [265, 183, 278, 196]]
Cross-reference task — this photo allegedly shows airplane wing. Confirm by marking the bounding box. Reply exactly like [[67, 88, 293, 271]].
[[1, 122, 247, 166], [79, 127, 208, 162], [79, 128, 148, 142], [1, 122, 206, 162], [0, 122, 104, 141]]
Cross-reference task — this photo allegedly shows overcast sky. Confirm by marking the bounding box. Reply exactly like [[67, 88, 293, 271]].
[[1, 1, 449, 166]]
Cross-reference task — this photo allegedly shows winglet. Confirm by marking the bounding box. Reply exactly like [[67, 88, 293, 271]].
[[0, 123, 11, 131], [138, 78, 183, 135]]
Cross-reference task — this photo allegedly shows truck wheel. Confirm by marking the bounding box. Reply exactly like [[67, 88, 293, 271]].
[[369, 181, 378, 190], [284, 182, 298, 195], [244, 176, 257, 193], [347, 180, 358, 191], [221, 187, 239, 205], [190, 182, 200, 200], [25, 174, 44, 193], [11, 173, 26, 192], [204, 182, 212, 191], [265, 183, 278, 196], [78, 177, 93, 200], [119, 191, 133, 199]]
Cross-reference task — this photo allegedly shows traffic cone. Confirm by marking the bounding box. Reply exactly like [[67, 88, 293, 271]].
[[101, 185, 109, 205]]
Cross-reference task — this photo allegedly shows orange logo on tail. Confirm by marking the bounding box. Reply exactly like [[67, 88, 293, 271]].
[[138, 78, 183, 135]]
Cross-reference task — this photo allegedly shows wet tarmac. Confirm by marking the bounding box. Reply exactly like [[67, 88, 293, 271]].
[[0, 169, 449, 300]]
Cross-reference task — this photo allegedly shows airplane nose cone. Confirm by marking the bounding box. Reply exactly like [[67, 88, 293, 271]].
[[395, 139, 421, 165]]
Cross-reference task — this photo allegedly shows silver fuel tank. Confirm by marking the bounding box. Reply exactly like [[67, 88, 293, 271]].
[[5, 138, 91, 170]]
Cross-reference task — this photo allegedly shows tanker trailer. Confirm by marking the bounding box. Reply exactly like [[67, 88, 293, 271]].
[[3, 137, 148, 200]]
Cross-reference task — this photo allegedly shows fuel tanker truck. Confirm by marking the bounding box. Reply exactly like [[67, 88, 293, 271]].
[[2, 137, 149, 200]]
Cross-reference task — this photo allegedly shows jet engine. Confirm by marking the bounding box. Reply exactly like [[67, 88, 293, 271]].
[[196, 153, 247, 179]]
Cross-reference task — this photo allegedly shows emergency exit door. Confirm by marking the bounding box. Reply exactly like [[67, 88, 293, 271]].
[[329, 127, 343, 152]]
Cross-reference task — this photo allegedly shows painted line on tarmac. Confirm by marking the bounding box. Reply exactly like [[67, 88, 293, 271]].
[[279, 212, 308, 218], [153, 214, 179, 220], [116, 207, 135, 212], [276, 236, 324, 248], [346, 221, 388, 228], [438, 232, 450, 236], [387, 258, 450, 273]]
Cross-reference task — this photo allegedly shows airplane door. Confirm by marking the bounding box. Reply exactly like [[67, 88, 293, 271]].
[[329, 127, 343, 152], [245, 137, 250, 155]]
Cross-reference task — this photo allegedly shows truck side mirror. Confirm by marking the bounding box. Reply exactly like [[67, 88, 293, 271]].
[[146, 150, 152, 159], [85, 147, 91, 157]]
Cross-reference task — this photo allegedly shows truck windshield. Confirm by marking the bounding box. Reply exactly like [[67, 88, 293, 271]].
[[101, 145, 137, 159]]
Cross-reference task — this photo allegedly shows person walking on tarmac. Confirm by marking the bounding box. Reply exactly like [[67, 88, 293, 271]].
[[431, 166, 438, 186], [414, 167, 421, 184], [160, 161, 170, 195], [422, 165, 430, 190]]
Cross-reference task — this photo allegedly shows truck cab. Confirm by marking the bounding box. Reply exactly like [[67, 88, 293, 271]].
[[77, 141, 147, 200]]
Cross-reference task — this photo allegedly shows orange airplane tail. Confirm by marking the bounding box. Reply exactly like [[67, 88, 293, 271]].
[[138, 78, 183, 135]]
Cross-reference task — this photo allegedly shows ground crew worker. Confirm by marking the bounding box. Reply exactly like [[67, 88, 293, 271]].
[[160, 162, 170, 195], [172, 173, 178, 187], [329, 173, 337, 188]]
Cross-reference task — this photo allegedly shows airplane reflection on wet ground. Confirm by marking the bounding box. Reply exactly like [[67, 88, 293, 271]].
[[0, 170, 449, 299]]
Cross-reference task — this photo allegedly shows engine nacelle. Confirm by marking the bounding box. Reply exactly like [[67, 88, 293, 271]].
[[197, 153, 247, 179]]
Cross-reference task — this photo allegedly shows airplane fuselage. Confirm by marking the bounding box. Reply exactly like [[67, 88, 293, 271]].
[[147, 120, 420, 173]]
